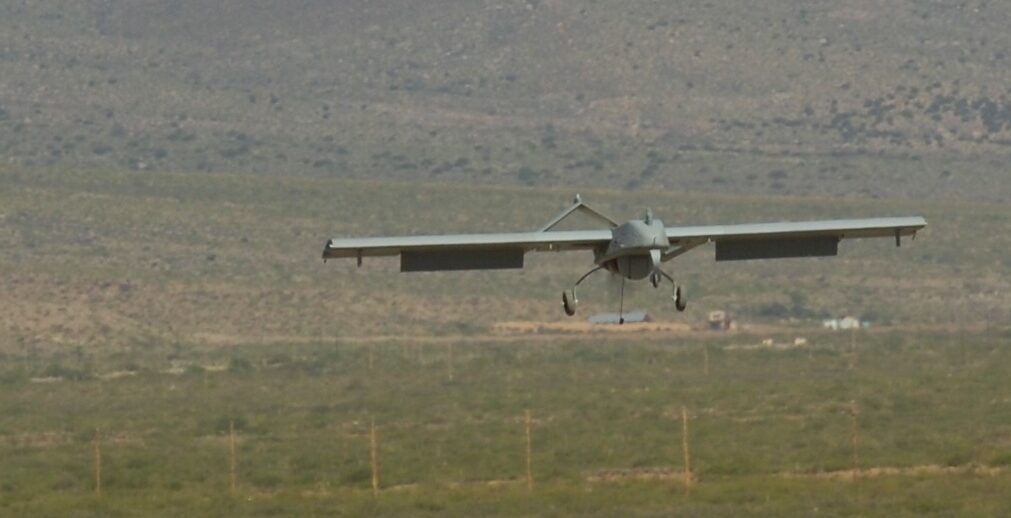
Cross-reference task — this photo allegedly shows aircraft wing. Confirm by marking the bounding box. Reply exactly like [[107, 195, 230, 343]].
[[664, 217, 927, 261], [322, 229, 612, 271]]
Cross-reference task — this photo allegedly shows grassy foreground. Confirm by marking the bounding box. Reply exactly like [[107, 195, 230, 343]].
[[2, 328, 1010, 516]]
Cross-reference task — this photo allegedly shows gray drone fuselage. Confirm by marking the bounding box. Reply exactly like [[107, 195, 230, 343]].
[[594, 215, 669, 281]]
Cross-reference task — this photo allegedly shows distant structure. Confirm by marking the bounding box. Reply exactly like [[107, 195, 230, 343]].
[[589, 311, 650, 324], [822, 316, 869, 330], [706, 310, 735, 331]]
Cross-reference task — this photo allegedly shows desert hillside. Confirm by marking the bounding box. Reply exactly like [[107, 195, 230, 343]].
[[0, 1, 1009, 200]]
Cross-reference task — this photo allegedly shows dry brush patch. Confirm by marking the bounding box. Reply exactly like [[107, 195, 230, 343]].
[[3, 169, 1010, 352], [781, 463, 1006, 480]]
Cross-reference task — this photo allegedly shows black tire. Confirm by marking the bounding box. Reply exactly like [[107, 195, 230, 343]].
[[562, 291, 577, 316], [674, 286, 687, 312]]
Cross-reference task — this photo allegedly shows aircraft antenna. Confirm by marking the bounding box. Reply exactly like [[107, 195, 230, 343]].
[[538, 195, 618, 232]]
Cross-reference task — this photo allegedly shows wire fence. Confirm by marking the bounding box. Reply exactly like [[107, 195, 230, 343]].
[[4, 332, 1008, 500]]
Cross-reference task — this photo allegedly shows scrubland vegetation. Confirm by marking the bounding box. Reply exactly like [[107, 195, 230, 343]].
[[2, 329, 1011, 515], [1, 167, 1010, 515], [2, 1, 1011, 514], [2, 166, 1008, 348]]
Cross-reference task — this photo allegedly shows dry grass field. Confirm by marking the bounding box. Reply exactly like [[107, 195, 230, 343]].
[[2, 329, 1011, 516], [3, 1, 1011, 515], [1, 167, 1010, 515], [2, 166, 1008, 351]]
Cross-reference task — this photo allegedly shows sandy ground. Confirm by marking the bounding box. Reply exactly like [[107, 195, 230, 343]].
[[185, 321, 991, 348], [490, 320, 694, 334]]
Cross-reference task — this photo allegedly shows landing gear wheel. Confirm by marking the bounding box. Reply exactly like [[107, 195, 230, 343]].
[[562, 290, 577, 316], [650, 272, 661, 288], [674, 285, 687, 312]]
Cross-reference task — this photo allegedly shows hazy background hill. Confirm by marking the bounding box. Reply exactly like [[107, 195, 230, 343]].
[[2, 0, 1010, 349], [1, 0, 1010, 201]]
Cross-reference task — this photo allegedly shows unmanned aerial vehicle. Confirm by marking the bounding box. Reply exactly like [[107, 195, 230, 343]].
[[322, 196, 925, 322]]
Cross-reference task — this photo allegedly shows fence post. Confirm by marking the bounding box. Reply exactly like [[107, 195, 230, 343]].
[[94, 428, 102, 497], [525, 409, 533, 491], [682, 406, 692, 492], [849, 326, 858, 369], [370, 418, 380, 496], [446, 343, 455, 382], [850, 401, 859, 480], [229, 419, 237, 495]]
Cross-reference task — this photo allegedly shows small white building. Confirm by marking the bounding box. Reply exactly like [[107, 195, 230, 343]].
[[839, 316, 861, 330], [823, 316, 863, 331]]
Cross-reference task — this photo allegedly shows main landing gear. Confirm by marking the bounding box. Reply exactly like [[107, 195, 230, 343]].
[[562, 290, 577, 316], [562, 267, 687, 321], [674, 284, 687, 312], [654, 269, 687, 313], [561, 265, 603, 317]]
